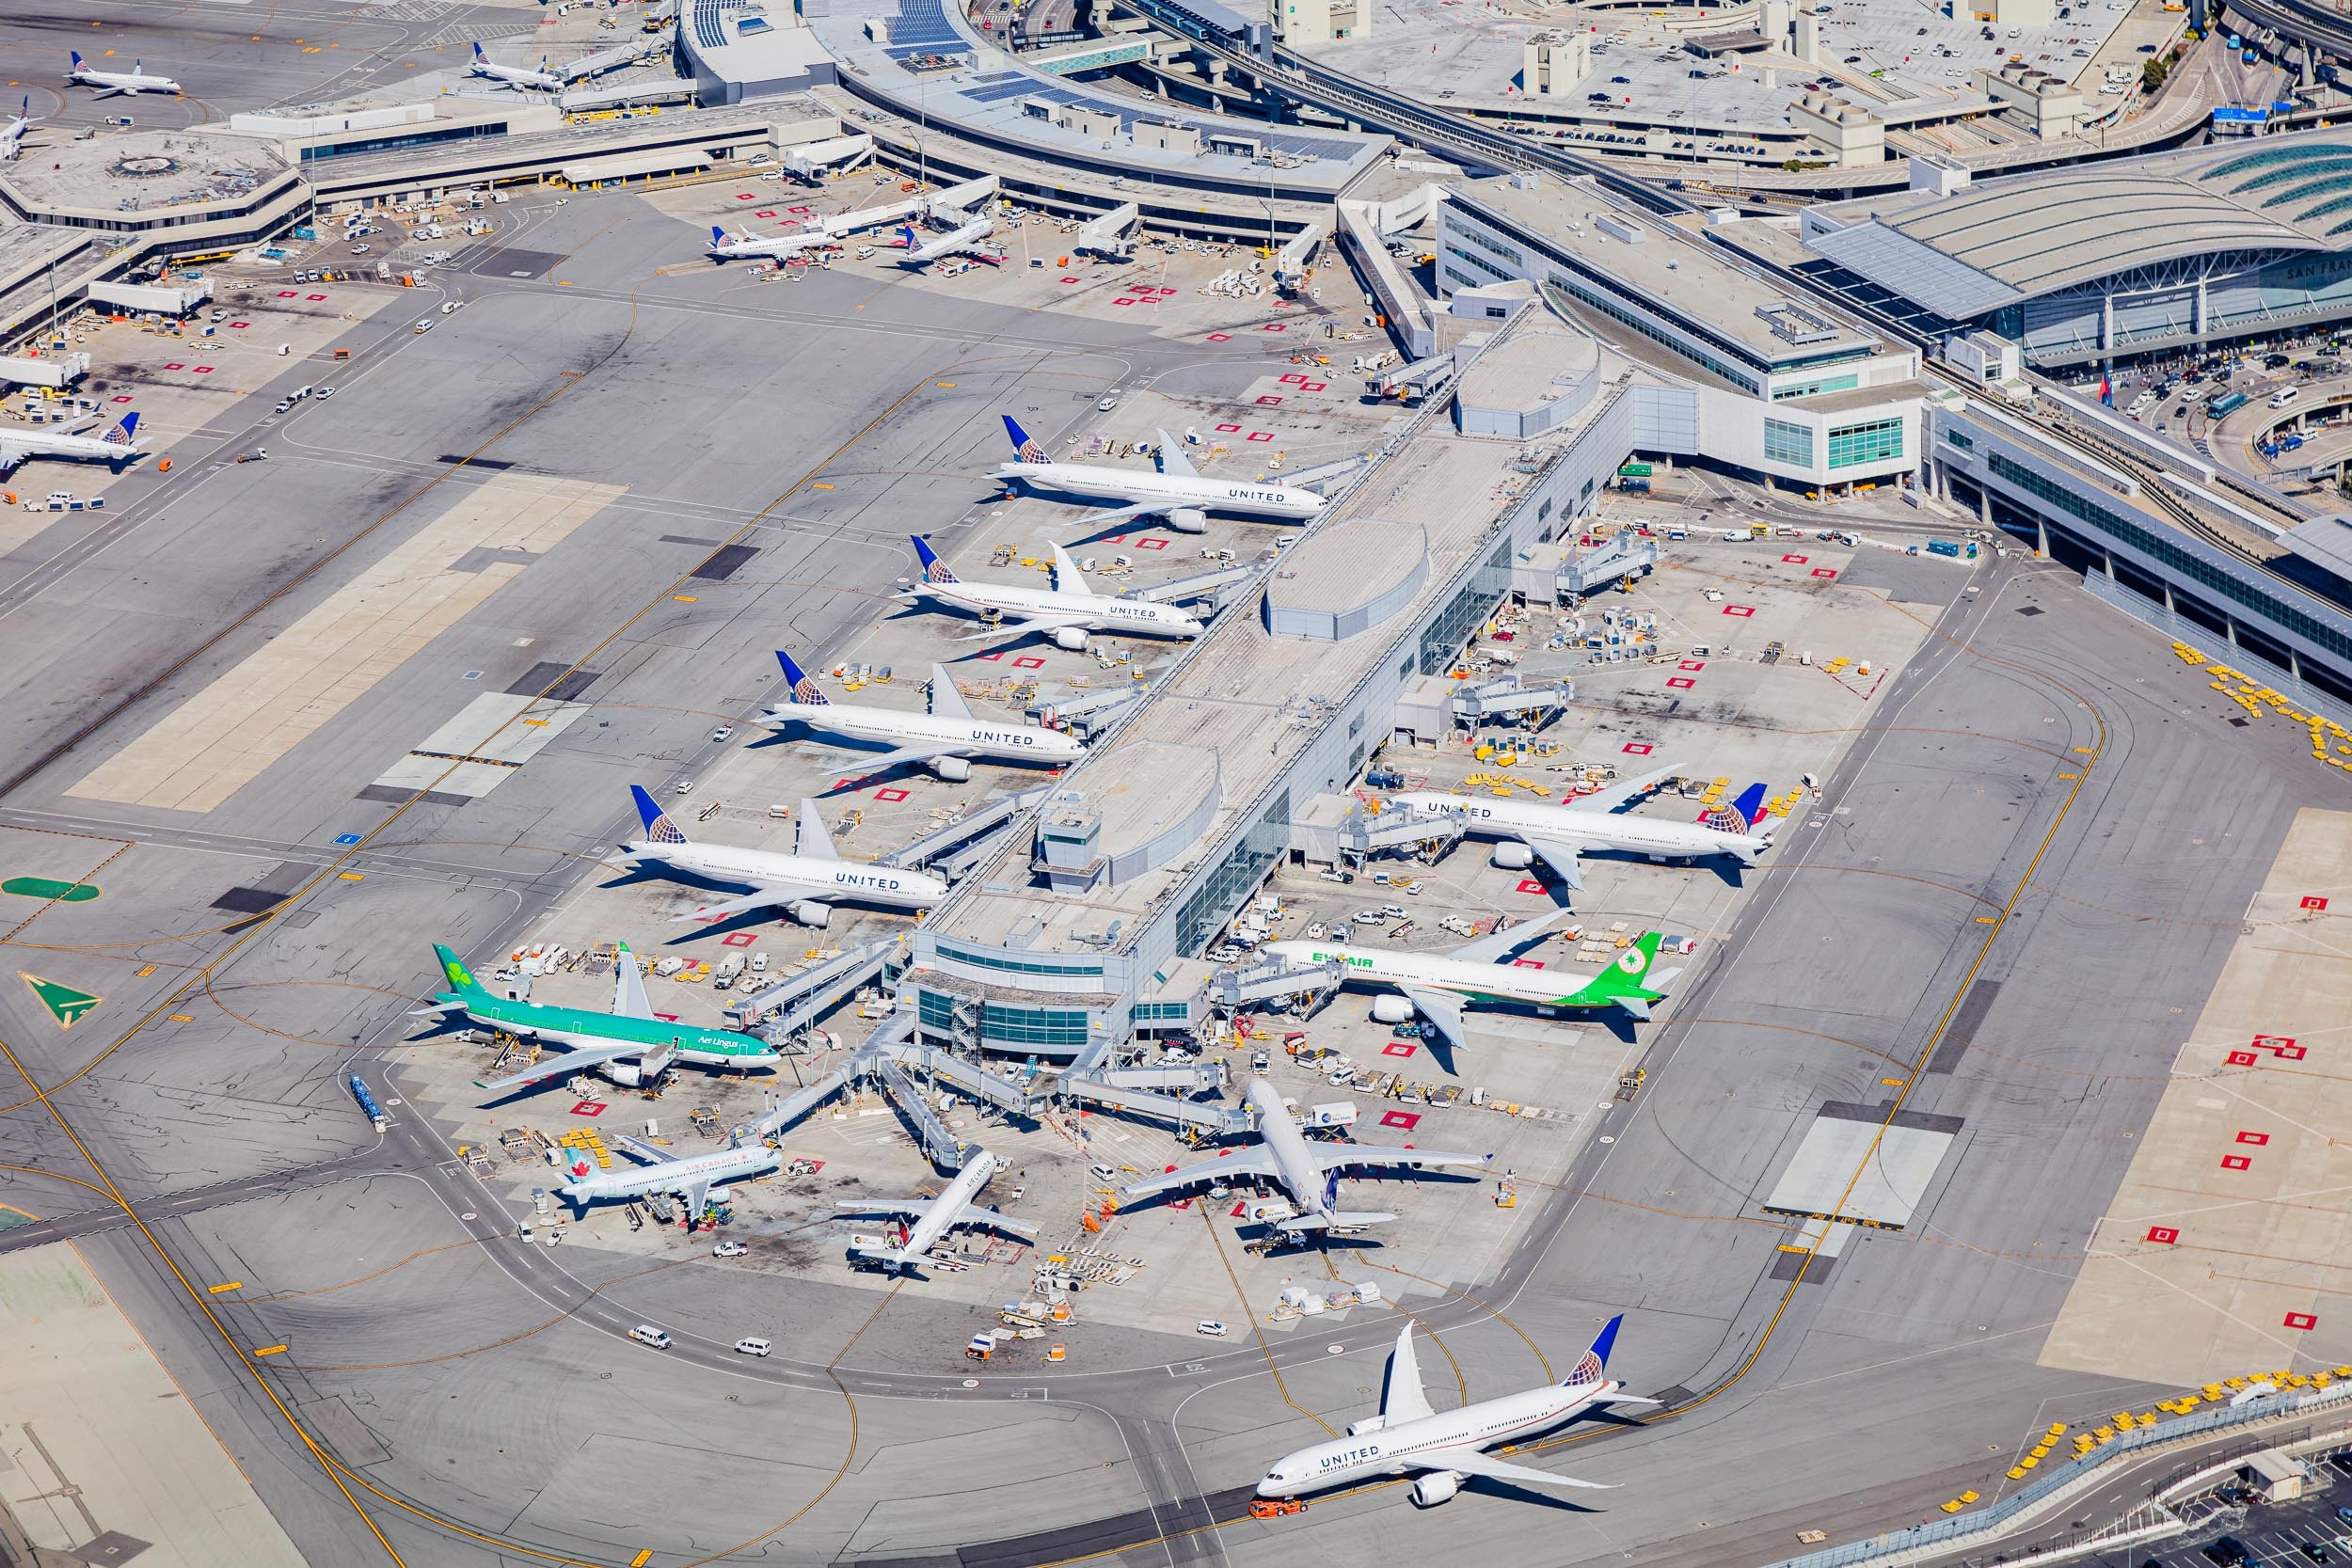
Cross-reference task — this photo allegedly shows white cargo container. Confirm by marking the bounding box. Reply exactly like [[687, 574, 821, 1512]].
[[88, 277, 215, 317], [0, 352, 90, 389]]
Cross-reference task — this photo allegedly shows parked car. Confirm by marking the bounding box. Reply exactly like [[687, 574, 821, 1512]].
[[735, 1337, 772, 1356]]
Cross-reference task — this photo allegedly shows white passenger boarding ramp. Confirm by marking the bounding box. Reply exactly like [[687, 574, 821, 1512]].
[[1076, 201, 1138, 261], [787, 134, 874, 182], [1275, 218, 1330, 295], [822, 174, 999, 239]]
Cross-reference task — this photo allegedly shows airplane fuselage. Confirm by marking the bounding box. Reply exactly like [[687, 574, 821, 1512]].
[[453, 990, 779, 1071], [619, 837, 944, 911], [710, 231, 837, 261], [1263, 940, 1597, 1010], [563, 1143, 780, 1205], [1, 429, 148, 473], [1259, 1382, 1627, 1497], [758, 698, 1085, 767], [72, 68, 179, 94], [995, 460, 1326, 521], [906, 217, 995, 264], [916, 577, 1200, 639], [1391, 791, 1770, 864], [1244, 1077, 1343, 1223]]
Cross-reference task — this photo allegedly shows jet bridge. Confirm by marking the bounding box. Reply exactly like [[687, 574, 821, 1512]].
[[1339, 808, 1464, 864], [749, 1016, 904, 1138], [1089, 1059, 1228, 1095], [723, 937, 898, 1031], [1075, 200, 1139, 261], [1057, 1073, 1249, 1136], [891, 1037, 1039, 1117], [821, 176, 999, 240], [1274, 218, 1330, 295], [560, 31, 673, 81], [1368, 352, 1457, 406], [786, 134, 874, 181], [875, 784, 1053, 873], [875, 1055, 968, 1170], [1215, 956, 1344, 1012], [1128, 562, 1256, 612], [1451, 673, 1573, 726], [1027, 683, 1149, 739], [1558, 531, 1659, 596]]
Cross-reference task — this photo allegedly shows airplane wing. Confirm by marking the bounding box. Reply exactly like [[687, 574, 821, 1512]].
[[1422, 1447, 1613, 1492], [1381, 1324, 1436, 1422], [1521, 836, 1585, 892], [831, 1196, 937, 1221], [1399, 986, 1470, 1056], [955, 1203, 1038, 1238], [1064, 502, 1163, 532], [1445, 908, 1570, 965], [678, 1180, 711, 1214], [953, 610, 1095, 643], [670, 886, 784, 923], [797, 798, 839, 861], [1119, 1148, 1281, 1202], [1048, 542, 1090, 593], [825, 742, 970, 778], [1572, 762, 1680, 815], [612, 950, 655, 1019], [1154, 431, 1200, 481], [472, 1037, 651, 1094], [1312, 1142, 1490, 1175], [86, 85, 125, 101]]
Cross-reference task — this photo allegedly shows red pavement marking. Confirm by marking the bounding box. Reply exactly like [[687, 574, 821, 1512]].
[[570, 1101, 607, 1117], [2254, 1035, 2297, 1051], [163, 362, 184, 371], [111, 395, 132, 403], [1678, 659, 1706, 671], [1136, 537, 1168, 550], [1262, 324, 1286, 332], [1511, 958, 1545, 970], [2288, 1312, 2319, 1330], [721, 932, 756, 947], [974, 651, 1004, 661], [193, 366, 213, 373], [278, 291, 297, 298], [1516, 879, 1546, 895], [2147, 1226, 2179, 1243], [1256, 395, 1283, 405], [1207, 332, 1231, 341], [755, 210, 776, 217], [737, 193, 755, 199], [2304, 895, 2331, 910], [1667, 676, 1695, 689], [2228, 1050, 2261, 1066], [1380, 1111, 1421, 1131], [1060, 277, 1081, 283], [2222, 1155, 2252, 1171], [230, 321, 249, 329], [1812, 568, 1839, 579], [1723, 604, 1756, 617], [1115, 298, 1136, 307], [1623, 742, 1654, 755], [1280, 373, 1306, 384], [1301, 380, 1327, 391], [2238, 1131, 2271, 1145], [306, 293, 326, 301], [1383, 1042, 1418, 1058], [1247, 432, 1274, 442], [1782, 554, 1808, 563], [1216, 422, 1242, 433], [874, 787, 911, 802], [1012, 656, 1046, 669]]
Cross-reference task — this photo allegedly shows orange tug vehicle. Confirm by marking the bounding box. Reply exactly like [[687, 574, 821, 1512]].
[[1247, 1498, 1305, 1519]]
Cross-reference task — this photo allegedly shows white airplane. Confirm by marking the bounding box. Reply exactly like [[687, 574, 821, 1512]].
[[0, 412, 147, 478], [1263, 913, 1679, 1057], [469, 42, 562, 91], [706, 224, 840, 263], [994, 417, 1327, 532], [832, 1148, 1037, 1273], [1120, 1076, 1490, 1232], [613, 784, 946, 927], [901, 534, 1203, 650], [898, 218, 1000, 267], [757, 649, 1085, 784], [67, 54, 181, 99], [1258, 1316, 1653, 1507], [557, 1128, 781, 1216], [1, 98, 40, 162], [1391, 767, 1772, 893]]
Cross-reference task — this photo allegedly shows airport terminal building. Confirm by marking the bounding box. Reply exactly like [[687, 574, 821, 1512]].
[[1800, 128, 2352, 368]]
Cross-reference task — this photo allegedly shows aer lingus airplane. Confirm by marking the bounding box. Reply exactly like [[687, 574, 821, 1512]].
[[415, 943, 781, 1095], [993, 416, 1326, 531], [1257, 1315, 1652, 1507], [1391, 764, 1772, 893], [901, 534, 1202, 648], [1263, 914, 1677, 1057]]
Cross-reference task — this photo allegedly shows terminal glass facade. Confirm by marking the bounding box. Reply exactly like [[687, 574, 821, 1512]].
[[1827, 417, 1904, 469], [1763, 418, 1815, 467], [931, 940, 1106, 980], [1417, 540, 1514, 674], [1174, 788, 1291, 956]]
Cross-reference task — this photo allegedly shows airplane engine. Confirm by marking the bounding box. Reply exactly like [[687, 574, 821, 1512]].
[[787, 899, 834, 927], [1346, 1415, 1388, 1437], [1166, 507, 1208, 534], [930, 756, 974, 783], [1050, 626, 1089, 652], [1370, 994, 1416, 1025], [1411, 1472, 1463, 1508], [1491, 841, 1535, 870]]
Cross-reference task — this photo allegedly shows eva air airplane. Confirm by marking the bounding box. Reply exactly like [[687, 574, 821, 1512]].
[[1264, 911, 1679, 1056], [415, 944, 780, 1096]]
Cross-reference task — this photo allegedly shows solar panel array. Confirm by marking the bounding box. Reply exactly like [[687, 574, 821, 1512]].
[[884, 0, 969, 59], [692, 0, 727, 49]]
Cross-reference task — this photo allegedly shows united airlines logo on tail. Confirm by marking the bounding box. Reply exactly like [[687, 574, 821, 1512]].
[[103, 413, 137, 446], [645, 810, 686, 846], [1002, 415, 1051, 466], [1567, 1346, 1606, 1386], [774, 651, 831, 707], [912, 536, 958, 586]]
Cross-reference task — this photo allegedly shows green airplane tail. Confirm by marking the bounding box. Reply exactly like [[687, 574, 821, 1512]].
[[434, 944, 488, 997], [1577, 932, 1665, 1002]]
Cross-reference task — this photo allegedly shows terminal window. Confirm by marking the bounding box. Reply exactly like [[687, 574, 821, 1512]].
[[1771, 372, 1860, 403], [1827, 417, 1904, 469], [1763, 418, 1814, 467]]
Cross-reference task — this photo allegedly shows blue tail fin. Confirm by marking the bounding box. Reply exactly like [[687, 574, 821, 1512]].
[[1323, 1168, 1341, 1212], [104, 412, 138, 446], [71, 51, 86, 70], [774, 649, 828, 707], [1002, 415, 1048, 465], [628, 784, 687, 846], [1566, 1314, 1623, 1386], [911, 534, 956, 585], [711, 225, 727, 245], [900, 224, 918, 251], [471, 42, 485, 60], [1730, 782, 1767, 828]]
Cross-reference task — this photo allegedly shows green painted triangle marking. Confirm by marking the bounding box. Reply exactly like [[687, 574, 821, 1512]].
[[19, 974, 102, 1031]]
